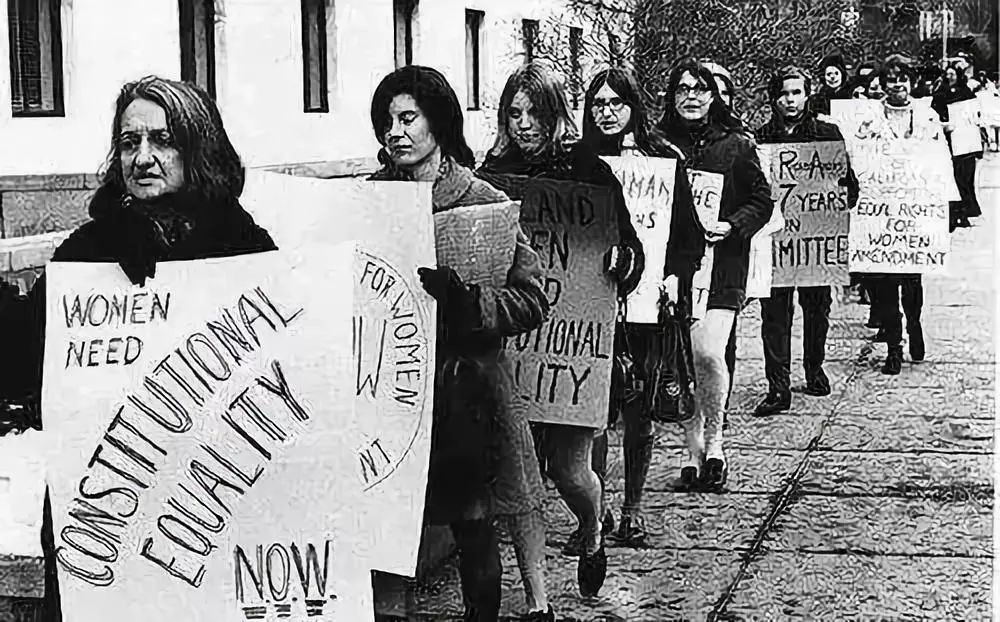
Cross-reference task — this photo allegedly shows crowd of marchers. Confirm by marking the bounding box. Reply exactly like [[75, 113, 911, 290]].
[[0, 47, 988, 622]]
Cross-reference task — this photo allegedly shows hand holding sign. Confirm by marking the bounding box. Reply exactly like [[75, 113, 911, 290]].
[[704, 220, 732, 243]]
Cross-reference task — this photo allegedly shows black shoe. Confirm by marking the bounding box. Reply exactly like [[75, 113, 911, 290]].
[[753, 391, 791, 417], [521, 606, 555, 621], [611, 512, 648, 548], [958, 217, 972, 228], [908, 325, 925, 362], [577, 545, 607, 597], [562, 527, 584, 557], [872, 329, 887, 343], [881, 349, 903, 375], [675, 465, 700, 492], [701, 458, 728, 492], [800, 368, 831, 397]]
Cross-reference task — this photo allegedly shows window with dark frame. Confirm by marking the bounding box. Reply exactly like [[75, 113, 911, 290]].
[[301, 0, 329, 112], [569, 26, 582, 109], [179, 0, 216, 98], [465, 9, 483, 110], [7, 0, 64, 117], [393, 0, 416, 68], [522, 18, 538, 62]]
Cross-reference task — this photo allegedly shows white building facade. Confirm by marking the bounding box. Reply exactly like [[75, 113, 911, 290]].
[[0, 0, 630, 287]]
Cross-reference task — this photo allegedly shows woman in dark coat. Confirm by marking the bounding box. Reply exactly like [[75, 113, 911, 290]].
[[368, 66, 552, 622], [476, 60, 644, 599], [0, 75, 276, 621], [931, 62, 982, 229], [656, 58, 774, 491], [809, 53, 854, 116], [580, 67, 703, 548]]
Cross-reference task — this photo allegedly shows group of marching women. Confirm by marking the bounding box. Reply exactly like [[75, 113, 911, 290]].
[[0, 51, 978, 622]]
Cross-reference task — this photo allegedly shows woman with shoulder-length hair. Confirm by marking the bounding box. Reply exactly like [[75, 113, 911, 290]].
[[580, 66, 704, 548], [368, 65, 554, 622], [0, 75, 276, 621], [931, 61, 982, 229], [476, 60, 644, 599], [656, 57, 774, 492]]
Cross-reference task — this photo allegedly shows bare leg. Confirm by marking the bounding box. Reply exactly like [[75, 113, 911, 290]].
[[503, 508, 549, 613], [547, 426, 602, 554], [691, 309, 737, 461]]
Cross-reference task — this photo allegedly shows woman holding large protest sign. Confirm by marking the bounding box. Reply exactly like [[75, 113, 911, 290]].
[[368, 65, 553, 622], [476, 60, 643, 599], [580, 66, 704, 548], [0, 75, 276, 622], [931, 63, 982, 229], [656, 58, 774, 492], [860, 55, 947, 374]]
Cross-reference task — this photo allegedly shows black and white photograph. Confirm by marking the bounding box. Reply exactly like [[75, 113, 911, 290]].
[[0, 0, 997, 620]]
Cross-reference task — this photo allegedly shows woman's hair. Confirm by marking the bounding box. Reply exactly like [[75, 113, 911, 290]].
[[488, 60, 578, 159], [370, 65, 475, 168], [941, 62, 969, 89], [100, 75, 244, 204], [658, 57, 745, 132], [767, 65, 812, 103], [879, 54, 917, 88], [581, 67, 659, 153]]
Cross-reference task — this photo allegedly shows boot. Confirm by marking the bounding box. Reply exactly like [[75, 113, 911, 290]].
[[577, 544, 607, 597], [801, 367, 831, 397], [612, 511, 648, 548], [521, 607, 555, 622], [881, 347, 903, 375]]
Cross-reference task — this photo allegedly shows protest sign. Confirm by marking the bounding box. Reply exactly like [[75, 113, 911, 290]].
[[978, 92, 1000, 128], [762, 142, 852, 287], [848, 138, 952, 274], [829, 99, 882, 140], [498, 178, 618, 429], [746, 145, 786, 298], [434, 201, 520, 288], [948, 99, 983, 156], [603, 154, 677, 323], [42, 247, 392, 621], [0, 430, 46, 560], [688, 170, 724, 319], [242, 173, 436, 577]]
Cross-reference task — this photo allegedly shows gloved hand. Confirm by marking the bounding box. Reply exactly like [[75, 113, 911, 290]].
[[416, 266, 480, 331], [603, 245, 634, 281]]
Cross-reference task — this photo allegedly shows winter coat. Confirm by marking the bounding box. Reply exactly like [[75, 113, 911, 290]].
[[370, 156, 548, 522], [475, 142, 645, 298], [755, 112, 860, 208], [0, 185, 276, 418], [659, 119, 775, 310]]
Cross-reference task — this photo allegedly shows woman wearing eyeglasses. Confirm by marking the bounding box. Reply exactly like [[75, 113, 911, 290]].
[[656, 58, 774, 491], [581, 67, 704, 546]]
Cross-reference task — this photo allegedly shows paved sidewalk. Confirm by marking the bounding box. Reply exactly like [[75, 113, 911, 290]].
[[376, 155, 998, 621]]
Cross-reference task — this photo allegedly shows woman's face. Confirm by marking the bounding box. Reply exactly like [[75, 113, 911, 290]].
[[118, 99, 185, 201], [825, 66, 843, 89], [383, 94, 438, 170], [507, 89, 546, 155], [714, 76, 732, 107], [884, 69, 911, 105], [867, 77, 885, 100], [591, 82, 632, 136], [945, 68, 958, 86], [674, 71, 714, 121]]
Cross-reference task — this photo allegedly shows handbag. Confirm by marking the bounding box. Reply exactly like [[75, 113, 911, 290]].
[[609, 298, 642, 427], [645, 287, 697, 424]]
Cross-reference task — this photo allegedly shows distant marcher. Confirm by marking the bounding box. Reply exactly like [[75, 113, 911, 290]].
[[931, 62, 982, 229], [809, 53, 854, 116]]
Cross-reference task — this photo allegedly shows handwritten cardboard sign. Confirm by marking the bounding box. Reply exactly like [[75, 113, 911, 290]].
[[848, 138, 952, 274], [497, 177, 618, 429], [829, 99, 883, 140], [745, 144, 786, 298], [241, 173, 437, 578], [978, 92, 1000, 128], [687, 170, 724, 318], [760, 142, 852, 287], [603, 154, 677, 323], [42, 247, 391, 621], [948, 99, 983, 156], [434, 201, 520, 288]]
